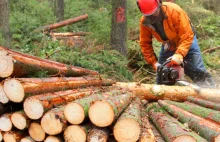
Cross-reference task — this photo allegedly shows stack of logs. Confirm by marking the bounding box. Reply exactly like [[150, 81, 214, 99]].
[[0, 46, 220, 142]]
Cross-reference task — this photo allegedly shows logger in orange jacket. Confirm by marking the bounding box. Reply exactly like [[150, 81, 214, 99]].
[[137, 0, 215, 87]]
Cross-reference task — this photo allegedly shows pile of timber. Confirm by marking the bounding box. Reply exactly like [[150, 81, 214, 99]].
[[1, 47, 220, 141]]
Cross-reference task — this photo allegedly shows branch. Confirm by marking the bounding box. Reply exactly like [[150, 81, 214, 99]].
[[202, 46, 220, 54]]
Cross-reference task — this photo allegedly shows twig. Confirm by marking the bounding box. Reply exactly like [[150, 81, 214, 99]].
[[45, 50, 61, 59], [202, 46, 220, 54]]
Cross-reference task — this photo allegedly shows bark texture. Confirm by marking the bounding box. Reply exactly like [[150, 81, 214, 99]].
[[158, 100, 220, 141], [149, 122, 165, 142]]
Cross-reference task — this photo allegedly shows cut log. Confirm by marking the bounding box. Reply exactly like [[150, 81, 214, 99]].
[[89, 93, 132, 127], [87, 127, 110, 142], [41, 106, 67, 135], [115, 82, 220, 102], [63, 124, 92, 142], [11, 111, 30, 130], [44, 136, 62, 142], [0, 113, 12, 131], [20, 136, 35, 142], [149, 122, 165, 142], [24, 88, 96, 120], [158, 100, 220, 141], [28, 122, 46, 141], [0, 131, 2, 142], [114, 97, 141, 142], [64, 89, 125, 125], [3, 131, 26, 142], [187, 96, 220, 111], [36, 14, 89, 32], [3, 76, 114, 102], [148, 103, 208, 142], [0, 46, 98, 78], [165, 100, 220, 124], [0, 84, 9, 104], [139, 106, 156, 142], [50, 32, 91, 37]]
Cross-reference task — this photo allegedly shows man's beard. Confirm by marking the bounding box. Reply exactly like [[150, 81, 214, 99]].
[[142, 7, 164, 25]]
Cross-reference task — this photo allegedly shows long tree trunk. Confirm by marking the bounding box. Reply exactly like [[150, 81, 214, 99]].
[[20, 136, 35, 142], [64, 89, 125, 125], [0, 46, 98, 78], [63, 123, 92, 142], [3, 76, 114, 103], [50, 32, 91, 37], [35, 14, 88, 32], [28, 122, 46, 141], [110, 0, 127, 56], [3, 131, 27, 142], [40, 106, 67, 135], [165, 100, 220, 124], [0, 0, 11, 47], [0, 113, 12, 132], [11, 111, 30, 130], [158, 100, 220, 141], [87, 127, 110, 142], [148, 103, 207, 142], [115, 82, 220, 102], [149, 122, 165, 142], [54, 0, 64, 22], [89, 93, 132, 127], [24, 88, 97, 120], [114, 97, 141, 142], [187, 96, 220, 111]]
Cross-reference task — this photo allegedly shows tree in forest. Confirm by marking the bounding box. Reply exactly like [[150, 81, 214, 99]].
[[0, 0, 11, 47], [54, 0, 64, 22], [110, 0, 127, 56]]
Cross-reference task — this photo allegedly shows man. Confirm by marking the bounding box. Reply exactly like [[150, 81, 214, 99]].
[[137, 0, 215, 87]]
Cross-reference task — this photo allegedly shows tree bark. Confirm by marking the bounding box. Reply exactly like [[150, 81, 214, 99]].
[[3, 76, 114, 103], [3, 131, 27, 142], [0, 113, 12, 132], [44, 136, 63, 142], [54, 0, 64, 22], [50, 32, 91, 37], [0, 0, 11, 47], [165, 100, 220, 124], [24, 88, 96, 120], [28, 122, 46, 141], [149, 122, 165, 142], [63, 123, 92, 142], [89, 93, 132, 127], [35, 14, 88, 32], [64, 89, 126, 125], [11, 111, 30, 130], [20, 136, 35, 142], [114, 97, 141, 142], [0, 46, 98, 78], [158, 100, 220, 141], [115, 82, 220, 102], [148, 103, 207, 142], [187, 96, 220, 111], [40, 106, 67, 135], [110, 0, 127, 56], [87, 127, 110, 142]]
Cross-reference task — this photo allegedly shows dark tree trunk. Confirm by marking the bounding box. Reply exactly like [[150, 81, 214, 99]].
[[54, 0, 64, 22], [110, 0, 127, 56], [0, 0, 11, 47]]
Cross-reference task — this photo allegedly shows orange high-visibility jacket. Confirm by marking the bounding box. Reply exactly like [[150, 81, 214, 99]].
[[139, 2, 194, 66]]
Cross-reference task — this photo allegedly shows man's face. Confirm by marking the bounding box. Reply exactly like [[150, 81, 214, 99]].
[[149, 8, 161, 20]]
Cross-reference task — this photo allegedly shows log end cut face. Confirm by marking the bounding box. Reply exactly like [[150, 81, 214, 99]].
[[89, 101, 114, 127], [173, 135, 197, 142], [11, 112, 27, 130], [24, 97, 44, 120], [0, 50, 14, 78], [0, 85, 9, 104], [20, 136, 35, 142], [215, 134, 220, 142], [113, 118, 141, 142], [3, 133, 16, 142], [28, 122, 46, 141], [0, 115, 12, 131], [64, 125, 86, 142], [45, 136, 61, 142], [3, 79, 24, 103], [64, 102, 85, 124], [41, 111, 64, 135]]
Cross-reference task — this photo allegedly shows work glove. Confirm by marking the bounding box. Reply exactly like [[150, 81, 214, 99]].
[[153, 62, 161, 70], [166, 54, 183, 67]]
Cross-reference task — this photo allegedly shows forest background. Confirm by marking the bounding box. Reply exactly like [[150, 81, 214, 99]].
[[0, 0, 219, 85]]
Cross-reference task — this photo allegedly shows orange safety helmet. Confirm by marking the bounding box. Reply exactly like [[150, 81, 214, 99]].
[[137, 0, 162, 16]]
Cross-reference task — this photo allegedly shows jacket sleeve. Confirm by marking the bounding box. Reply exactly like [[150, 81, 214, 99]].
[[139, 18, 157, 66], [174, 9, 194, 57]]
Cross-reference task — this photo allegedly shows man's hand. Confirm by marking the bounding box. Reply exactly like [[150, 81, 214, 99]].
[[167, 54, 183, 66], [153, 62, 161, 70]]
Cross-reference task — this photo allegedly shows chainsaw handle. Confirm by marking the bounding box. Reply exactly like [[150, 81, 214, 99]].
[[162, 59, 184, 68]]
